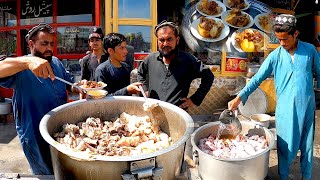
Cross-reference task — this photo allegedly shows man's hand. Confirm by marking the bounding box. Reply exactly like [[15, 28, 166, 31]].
[[179, 98, 195, 109], [27, 56, 55, 80], [228, 96, 241, 110], [127, 82, 143, 95]]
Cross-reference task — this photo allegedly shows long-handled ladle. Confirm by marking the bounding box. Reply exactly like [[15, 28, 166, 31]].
[[138, 86, 158, 111], [55, 76, 87, 94]]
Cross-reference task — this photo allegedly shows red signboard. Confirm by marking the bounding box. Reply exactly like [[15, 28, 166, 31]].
[[224, 57, 248, 72], [133, 52, 150, 68]]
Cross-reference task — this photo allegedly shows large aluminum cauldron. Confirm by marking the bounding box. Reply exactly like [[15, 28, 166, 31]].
[[40, 96, 194, 180], [191, 121, 274, 180]]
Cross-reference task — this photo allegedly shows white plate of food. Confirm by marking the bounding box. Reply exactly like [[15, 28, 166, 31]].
[[80, 81, 107, 90], [223, 0, 250, 10], [254, 13, 271, 33], [231, 28, 269, 52], [190, 16, 230, 42], [196, 0, 227, 17], [221, 9, 253, 29]]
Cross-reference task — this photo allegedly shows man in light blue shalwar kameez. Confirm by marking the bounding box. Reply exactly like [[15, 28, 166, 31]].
[[228, 14, 320, 180]]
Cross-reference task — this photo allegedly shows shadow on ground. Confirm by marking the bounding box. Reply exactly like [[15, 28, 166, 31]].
[[0, 123, 16, 144], [268, 156, 320, 180]]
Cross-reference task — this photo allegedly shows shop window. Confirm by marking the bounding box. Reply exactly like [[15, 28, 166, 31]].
[[118, 25, 151, 52], [57, 0, 93, 23], [0, 1, 17, 27], [20, 0, 53, 25], [0, 30, 17, 56], [57, 26, 94, 55], [118, 0, 150, 19]]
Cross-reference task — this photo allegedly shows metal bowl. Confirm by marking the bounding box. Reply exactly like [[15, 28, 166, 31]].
[[86, 89, 108, 99], [250, 113, 271, 128]]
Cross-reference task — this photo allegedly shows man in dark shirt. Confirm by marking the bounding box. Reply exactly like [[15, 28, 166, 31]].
[[95, 33, 141, 95], [137, 20, 214, 109], [80, 27, 106, 81]]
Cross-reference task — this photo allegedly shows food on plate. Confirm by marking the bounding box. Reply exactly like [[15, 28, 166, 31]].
[[198, 0, 223, 16], [81, 81, 106, 89], [258, 14, 270, 32], [227, 0, 247, 9], [240, 39, 255, 52], [197, 16, 225, 38], [225, 8, 250, 27], [54, 112, 172, 156], [235, 29, 265, 52]]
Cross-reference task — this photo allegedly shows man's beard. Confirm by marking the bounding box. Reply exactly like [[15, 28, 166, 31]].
[[33, 49, 53, 62], [160, 46, 178, 58]]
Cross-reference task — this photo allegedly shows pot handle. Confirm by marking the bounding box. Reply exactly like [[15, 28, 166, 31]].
[[192, 148, 199, 166], [121, 157, 163, 180]]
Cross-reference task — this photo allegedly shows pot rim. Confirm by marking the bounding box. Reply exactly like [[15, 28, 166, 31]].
[[191, 121, 274, 162], [40, 96, 194, 161], [0, 98, 12, 104]]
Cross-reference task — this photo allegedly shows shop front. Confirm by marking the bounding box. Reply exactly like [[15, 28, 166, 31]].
[[0, 0, 103, 97]]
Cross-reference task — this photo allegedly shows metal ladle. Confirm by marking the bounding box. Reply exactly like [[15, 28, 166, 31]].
[[138, 86, 158, 111], [55, 76, 87, 94], [219, 109, 242, 137]]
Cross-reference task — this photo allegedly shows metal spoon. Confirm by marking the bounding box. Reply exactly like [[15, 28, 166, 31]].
[[139, 85, 148, 101], [55, 76, 87, 94]]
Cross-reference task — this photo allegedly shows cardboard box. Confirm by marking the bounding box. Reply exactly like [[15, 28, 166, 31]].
[[221, 54, 248, 76]]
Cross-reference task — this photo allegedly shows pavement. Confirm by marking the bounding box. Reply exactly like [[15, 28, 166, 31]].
[[0, 111, 319, 180]]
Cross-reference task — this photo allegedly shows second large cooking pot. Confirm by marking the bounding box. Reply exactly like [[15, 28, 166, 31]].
[[191, 121, 274, 180], [40, 96, 194, 180]]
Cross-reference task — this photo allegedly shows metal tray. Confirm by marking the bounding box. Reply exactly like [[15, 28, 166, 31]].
[[238, 87, 268, 117]]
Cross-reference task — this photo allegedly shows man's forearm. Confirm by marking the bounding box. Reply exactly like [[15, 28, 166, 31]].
[[0, 57, 29, 78]]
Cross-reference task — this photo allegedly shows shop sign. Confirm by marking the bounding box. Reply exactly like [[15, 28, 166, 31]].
[[0, 5, 13, 11], [21, 0, 52, 18], [0, 1, 16, 27], [65, 27, 81, 34]]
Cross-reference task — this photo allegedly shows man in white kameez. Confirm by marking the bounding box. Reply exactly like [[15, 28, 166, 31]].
[[228, 14, 320, 180]]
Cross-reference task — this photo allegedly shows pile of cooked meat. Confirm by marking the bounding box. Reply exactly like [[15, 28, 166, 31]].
[[198, 134, 269, 158], [54, 112, 172, 156]]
